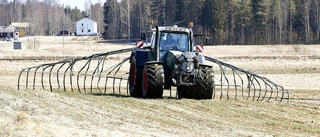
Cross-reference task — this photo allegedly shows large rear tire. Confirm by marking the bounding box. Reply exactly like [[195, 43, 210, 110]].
[[142, 63, 164, 98], [128, 55, 143, 97], [195, 65, 214, 99]]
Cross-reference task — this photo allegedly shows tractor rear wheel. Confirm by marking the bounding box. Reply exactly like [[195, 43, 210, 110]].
[[142, 63, 164, 98], [128, 55, 143, 97], [194, 65, 214, 99]]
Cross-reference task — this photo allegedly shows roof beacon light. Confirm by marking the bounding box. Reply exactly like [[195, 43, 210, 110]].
[[189, 22, 194, 28]]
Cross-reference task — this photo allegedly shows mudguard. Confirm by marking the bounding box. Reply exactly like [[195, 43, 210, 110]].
[[131, 50, 154, 67]]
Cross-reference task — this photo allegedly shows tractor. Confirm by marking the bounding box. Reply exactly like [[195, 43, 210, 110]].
[[128, 22, 214, 99], [18, 22, 289, 102]]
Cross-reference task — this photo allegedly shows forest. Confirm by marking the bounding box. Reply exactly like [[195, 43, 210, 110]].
[[1, 0, 320, 45]]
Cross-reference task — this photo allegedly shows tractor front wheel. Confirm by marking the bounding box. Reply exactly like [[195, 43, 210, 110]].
[[177, 65, 214, 99], [194, 65, 214, 99], [142, 63, 164, 98]]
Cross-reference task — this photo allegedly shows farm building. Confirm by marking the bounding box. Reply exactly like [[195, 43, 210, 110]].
[[59, 29, 70, 36], [76, 17, 98, 36], [0, 26, 15, 39], [9, 22, 29, 37]]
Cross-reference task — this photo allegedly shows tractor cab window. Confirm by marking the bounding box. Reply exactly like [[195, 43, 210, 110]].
[[150, 34, 155, 48], [160, 32, 189, 51]]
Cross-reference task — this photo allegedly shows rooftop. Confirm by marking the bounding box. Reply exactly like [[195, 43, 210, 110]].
[[0, 26, 15, 32], [10, 22, 29, 28]]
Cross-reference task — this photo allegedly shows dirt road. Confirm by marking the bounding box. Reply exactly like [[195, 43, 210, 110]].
[[0, 36, 319, 136]]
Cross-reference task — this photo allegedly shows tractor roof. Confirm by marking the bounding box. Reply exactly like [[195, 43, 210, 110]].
[[157, 25, 191, 33]]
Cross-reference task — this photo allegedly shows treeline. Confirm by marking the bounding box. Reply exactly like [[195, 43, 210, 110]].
[[0, 0, 103, 36], [1, 0, 320, 45], [104, 0, 320, 45]]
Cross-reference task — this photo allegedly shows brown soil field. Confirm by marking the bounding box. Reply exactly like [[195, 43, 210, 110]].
[[0, 36, 319, 136]]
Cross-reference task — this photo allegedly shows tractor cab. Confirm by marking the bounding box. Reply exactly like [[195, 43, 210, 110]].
[[147, 25, 194, 62], [159, 31, 189, 51]]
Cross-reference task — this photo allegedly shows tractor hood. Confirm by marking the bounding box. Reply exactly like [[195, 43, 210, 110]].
[[169, 51, 197, 59], [160, 50, 181, 62], [167, 50, 184, 58], [161, 50, 205, 65]]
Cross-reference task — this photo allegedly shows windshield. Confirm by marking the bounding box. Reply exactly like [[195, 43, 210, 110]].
[[160, 32, 189, 52]]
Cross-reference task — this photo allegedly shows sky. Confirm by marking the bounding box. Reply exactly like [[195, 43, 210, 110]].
[[57, 0, 102, 11]]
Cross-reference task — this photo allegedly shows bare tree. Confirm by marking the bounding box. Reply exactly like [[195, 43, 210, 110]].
[[304, 0, 311, 43], [120, 0, 133, 39], [270, 0, 281, 44], [90, 2, 103, 34], [108, 0, 120, 39], [0, 0, 10, 25]]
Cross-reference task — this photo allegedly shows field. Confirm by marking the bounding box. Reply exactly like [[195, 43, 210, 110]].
[[0, 36, 320, 136]]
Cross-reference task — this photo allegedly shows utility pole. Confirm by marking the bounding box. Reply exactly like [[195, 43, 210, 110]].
[[34, 33, 36, 50], [63, 24, 65, 47], [28, 26, 30, 43]]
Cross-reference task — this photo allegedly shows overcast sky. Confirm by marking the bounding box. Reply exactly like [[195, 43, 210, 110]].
[[57, 0, 103, 11]]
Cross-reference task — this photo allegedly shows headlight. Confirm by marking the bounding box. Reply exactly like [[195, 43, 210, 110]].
[[186, 62, 194, 72], [187, 58, 193, 61]]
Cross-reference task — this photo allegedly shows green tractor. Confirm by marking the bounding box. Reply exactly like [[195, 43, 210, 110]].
[[129, 23, 213, 99], [17, 23, 289, 102]]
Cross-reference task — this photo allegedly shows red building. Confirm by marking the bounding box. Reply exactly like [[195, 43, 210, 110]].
[[59, 29, 69, 36]]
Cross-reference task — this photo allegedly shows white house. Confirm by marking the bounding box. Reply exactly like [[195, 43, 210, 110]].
[[76, 17, 98, 36]]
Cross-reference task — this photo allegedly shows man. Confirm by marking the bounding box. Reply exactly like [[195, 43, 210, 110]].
[[163, 33, 175, 46]]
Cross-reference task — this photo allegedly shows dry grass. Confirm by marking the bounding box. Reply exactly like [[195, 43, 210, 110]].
[[0, 37, 320, 136]]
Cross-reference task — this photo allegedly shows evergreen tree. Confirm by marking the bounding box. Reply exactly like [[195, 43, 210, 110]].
[[252, 0, 269, 44], [200, 0, 214, 35], [201, 0, 227, 44], [235, 0, 253, 44], [309, 0, 319, 43], [270, 0, 281, 44], [226, 0, 239, 44], [71, 7, 82, 22], [150, 0, 166, 26], [293, 0, 311, 44], [103, 1, 110, 39], [213, 0, 227, 44], [175, 0, 186, 26], [288, 0, 296, 44]]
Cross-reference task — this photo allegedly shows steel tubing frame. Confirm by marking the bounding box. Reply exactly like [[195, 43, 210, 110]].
[[17, 47, 289, 102], [205, 56, 289, 102], [18, 47, 135, 94]]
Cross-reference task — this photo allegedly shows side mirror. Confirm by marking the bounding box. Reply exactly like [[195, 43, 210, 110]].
[[205, 37, 211, 45], [141, 33, 146, 40]]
